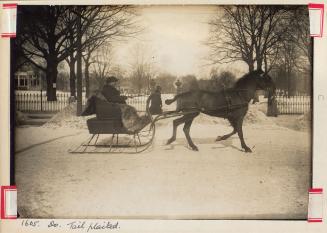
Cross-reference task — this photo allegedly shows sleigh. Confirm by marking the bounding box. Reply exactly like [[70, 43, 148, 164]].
[[70, 98, 156, 154]]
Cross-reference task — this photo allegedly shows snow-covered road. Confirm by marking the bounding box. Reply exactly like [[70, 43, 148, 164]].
[[15, 114, 311, 219]]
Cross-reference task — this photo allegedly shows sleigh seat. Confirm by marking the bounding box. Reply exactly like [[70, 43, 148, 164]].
[[86, 99, 129, 134]]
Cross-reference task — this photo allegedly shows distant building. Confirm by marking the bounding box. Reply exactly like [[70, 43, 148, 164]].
[[14, 71, 41, 90]]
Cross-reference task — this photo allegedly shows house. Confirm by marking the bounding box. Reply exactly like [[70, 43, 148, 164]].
[[14, 71, 41, 90]]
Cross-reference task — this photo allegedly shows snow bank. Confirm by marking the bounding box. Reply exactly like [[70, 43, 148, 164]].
[[43, 102, 276, 129], [42, 103, 90, 129], [16, 111, 27, 126], [193, 104, 275, 126], [295, 112, 311, 130], [194, 113, 227, 125], [43, 103, 151, 131], [244, 104, 276, 125]]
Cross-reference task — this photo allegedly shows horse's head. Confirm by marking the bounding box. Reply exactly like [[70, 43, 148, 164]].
[[253, 70, 276, 95]]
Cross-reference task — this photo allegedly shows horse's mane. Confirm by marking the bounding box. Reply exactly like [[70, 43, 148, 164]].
[[234, 70, 261, 89], [174, 70, 261, 98]]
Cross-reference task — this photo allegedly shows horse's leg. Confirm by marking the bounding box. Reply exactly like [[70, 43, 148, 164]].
[[166, 115, 188, 145], [235, 116, 252, 153], [183, 113, 199, 151], [216, 130, 236, 141], [216, 118, 237, 141]]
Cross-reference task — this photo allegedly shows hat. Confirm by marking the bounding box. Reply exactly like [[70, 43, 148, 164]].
[[106, 76, 118, 83], [156, 85, 162, 92]]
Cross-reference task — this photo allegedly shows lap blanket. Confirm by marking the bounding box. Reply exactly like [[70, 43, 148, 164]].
[[119, 104, 151, 133]]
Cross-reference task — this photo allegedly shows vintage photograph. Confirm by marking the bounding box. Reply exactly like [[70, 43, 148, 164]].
[[12, 5, 312, 219]]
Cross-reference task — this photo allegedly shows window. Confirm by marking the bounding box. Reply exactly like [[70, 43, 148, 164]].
[[19, 78, 25, 86]]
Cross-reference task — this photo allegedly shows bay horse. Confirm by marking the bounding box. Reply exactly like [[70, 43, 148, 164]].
[[164, 70, 276, 152]]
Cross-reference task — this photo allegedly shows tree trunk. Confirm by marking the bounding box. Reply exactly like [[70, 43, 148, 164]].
[[248, 62, 254, 72], [256, 58, 263, 71], [264, 55, 268, 73], [287, 68, 292, 98], [69, 56, 76, 97], [46, 62, 58, 101], [76, 12, 83, 116], [85, 59, 90, 98], [250, 59, 258, 104]]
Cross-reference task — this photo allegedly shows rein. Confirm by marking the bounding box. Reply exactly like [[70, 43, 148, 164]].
[[178, 102, 249, 117]]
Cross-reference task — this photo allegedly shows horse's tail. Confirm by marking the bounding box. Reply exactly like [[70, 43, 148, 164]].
[[165, 91, 192, 105]]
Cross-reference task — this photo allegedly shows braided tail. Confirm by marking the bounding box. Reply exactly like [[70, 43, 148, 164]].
[[165, 97, 176, 105], [165, 91, 191, 105]]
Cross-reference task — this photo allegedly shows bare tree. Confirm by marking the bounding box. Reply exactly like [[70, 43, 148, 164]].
[[65, 6, 140, 98], [288, 7, 312, 71], [207, 7, 255, 71], [16, 6, 74, 100], [91, 44, 114, 90], [83, 34, 106, 98], [16, 6, 100, 100], [268, 6, 311, 95], [16, 5, 140, 101], [207, 6, 293, 72], [129, 43, 157, 94]]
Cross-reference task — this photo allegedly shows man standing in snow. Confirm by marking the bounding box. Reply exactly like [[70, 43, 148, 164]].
[[148, 85, 163, 115], [267, 88, 278, 117]]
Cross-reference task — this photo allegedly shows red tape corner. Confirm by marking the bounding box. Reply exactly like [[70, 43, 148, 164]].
[[1, 3, 17, 38], [308, 188, 323, 223], [308, 3, 324, 37], [3, 4, 17, 8], [0, 186, 17, 219]]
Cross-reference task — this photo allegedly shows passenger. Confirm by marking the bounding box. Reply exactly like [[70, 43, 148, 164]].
[[101, 76, 127, 104], [148, 85, 163, 115], [82, 76, 127, 116]]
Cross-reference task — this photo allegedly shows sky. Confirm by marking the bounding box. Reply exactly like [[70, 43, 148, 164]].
[[112, 6, 248, 78]]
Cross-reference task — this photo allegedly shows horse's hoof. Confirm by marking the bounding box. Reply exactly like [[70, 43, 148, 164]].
[[166, 139, 174, 145], [215, 136, 222, 141], [191, 146, 199, 151], [244, 147, 252, 153]]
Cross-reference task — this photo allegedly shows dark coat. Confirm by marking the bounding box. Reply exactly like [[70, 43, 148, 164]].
[[101, 84, 127, 104], [149, 91, 162, 115], [267, 91, 278, 117]]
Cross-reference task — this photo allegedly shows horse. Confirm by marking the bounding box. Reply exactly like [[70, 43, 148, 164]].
[[164, 70, 276, 153]]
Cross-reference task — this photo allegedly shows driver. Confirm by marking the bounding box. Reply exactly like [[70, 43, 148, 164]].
[[101, 76, 127, 104]]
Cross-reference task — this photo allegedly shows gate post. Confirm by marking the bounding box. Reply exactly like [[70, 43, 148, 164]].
[[40, 89, 43, 112]]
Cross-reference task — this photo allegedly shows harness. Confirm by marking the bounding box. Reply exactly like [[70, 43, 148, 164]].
[[177, 89, 250, 118], [224, 88, 232, 114], [222, 88, 249, 118]]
